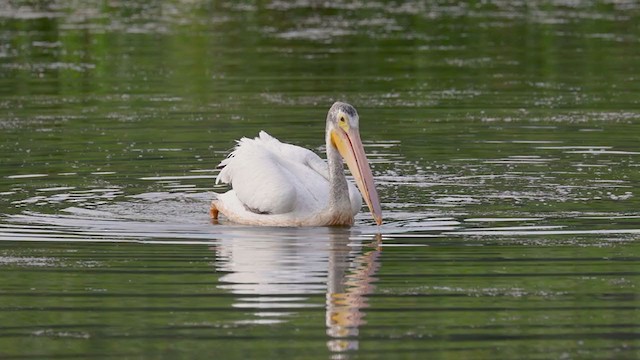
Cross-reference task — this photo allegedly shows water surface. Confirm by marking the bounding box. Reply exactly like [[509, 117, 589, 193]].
[[1, 1, 640, 359]]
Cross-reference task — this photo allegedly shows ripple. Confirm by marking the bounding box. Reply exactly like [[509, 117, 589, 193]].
[[567, 150, 640, 155], [13, 191, 619, 246], [5, 174, 48, 179], [451, 228, 640, 237], [36, 186, 77, 192], [464, 217, 544, 223], [140, 175, 217, 181], [0, 255, 58, 267]]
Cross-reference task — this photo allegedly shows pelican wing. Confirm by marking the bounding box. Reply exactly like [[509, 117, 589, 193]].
[[216, 131, 331, 216]]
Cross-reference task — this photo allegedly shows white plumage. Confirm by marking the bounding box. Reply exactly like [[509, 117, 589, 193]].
[[215, 131, 362, 224], [210, 102, 382, 227]]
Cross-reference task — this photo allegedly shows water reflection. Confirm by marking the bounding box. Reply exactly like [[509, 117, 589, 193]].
[[212, 227, 381, 354]]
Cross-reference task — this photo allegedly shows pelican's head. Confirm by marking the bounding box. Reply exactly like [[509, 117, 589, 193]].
[[326, 102, 383, 225]]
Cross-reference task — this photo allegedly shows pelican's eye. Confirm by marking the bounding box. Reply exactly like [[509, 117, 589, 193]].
[[337, 113, 350, 131]]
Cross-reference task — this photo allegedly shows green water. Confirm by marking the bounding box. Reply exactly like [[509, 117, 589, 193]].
[[1, 1, 640, 359]]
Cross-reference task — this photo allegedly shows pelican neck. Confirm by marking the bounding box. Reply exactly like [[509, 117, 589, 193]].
[[325, 135, 352, 213]]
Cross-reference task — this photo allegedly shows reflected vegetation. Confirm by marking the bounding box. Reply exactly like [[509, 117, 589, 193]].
[[1, 0, 640, 359]]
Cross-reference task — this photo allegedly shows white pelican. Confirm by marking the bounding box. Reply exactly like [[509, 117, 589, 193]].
[[210, 102, 382, 226]]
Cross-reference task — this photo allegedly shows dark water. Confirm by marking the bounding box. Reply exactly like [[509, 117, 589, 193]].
[[1, 1, 640, 359]]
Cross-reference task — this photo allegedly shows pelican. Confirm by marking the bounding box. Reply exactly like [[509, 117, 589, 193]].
[[210, 102, 382, 226]]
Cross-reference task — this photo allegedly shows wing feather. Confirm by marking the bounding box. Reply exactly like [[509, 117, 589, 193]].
[[216, 131, 329, 215]]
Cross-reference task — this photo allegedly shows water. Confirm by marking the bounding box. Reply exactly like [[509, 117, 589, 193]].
[[1, 1, 640, 358]]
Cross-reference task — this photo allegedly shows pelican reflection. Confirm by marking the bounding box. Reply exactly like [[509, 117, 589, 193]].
[[211, 227, 381, 351]]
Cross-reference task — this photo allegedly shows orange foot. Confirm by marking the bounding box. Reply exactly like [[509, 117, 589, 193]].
[[210, 202, 219, 219]]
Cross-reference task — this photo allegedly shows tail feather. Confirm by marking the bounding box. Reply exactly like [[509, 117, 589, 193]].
[[215, 131, 278, 185]]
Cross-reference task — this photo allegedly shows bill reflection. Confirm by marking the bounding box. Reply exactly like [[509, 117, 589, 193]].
[[326, 233, 381, 353]]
